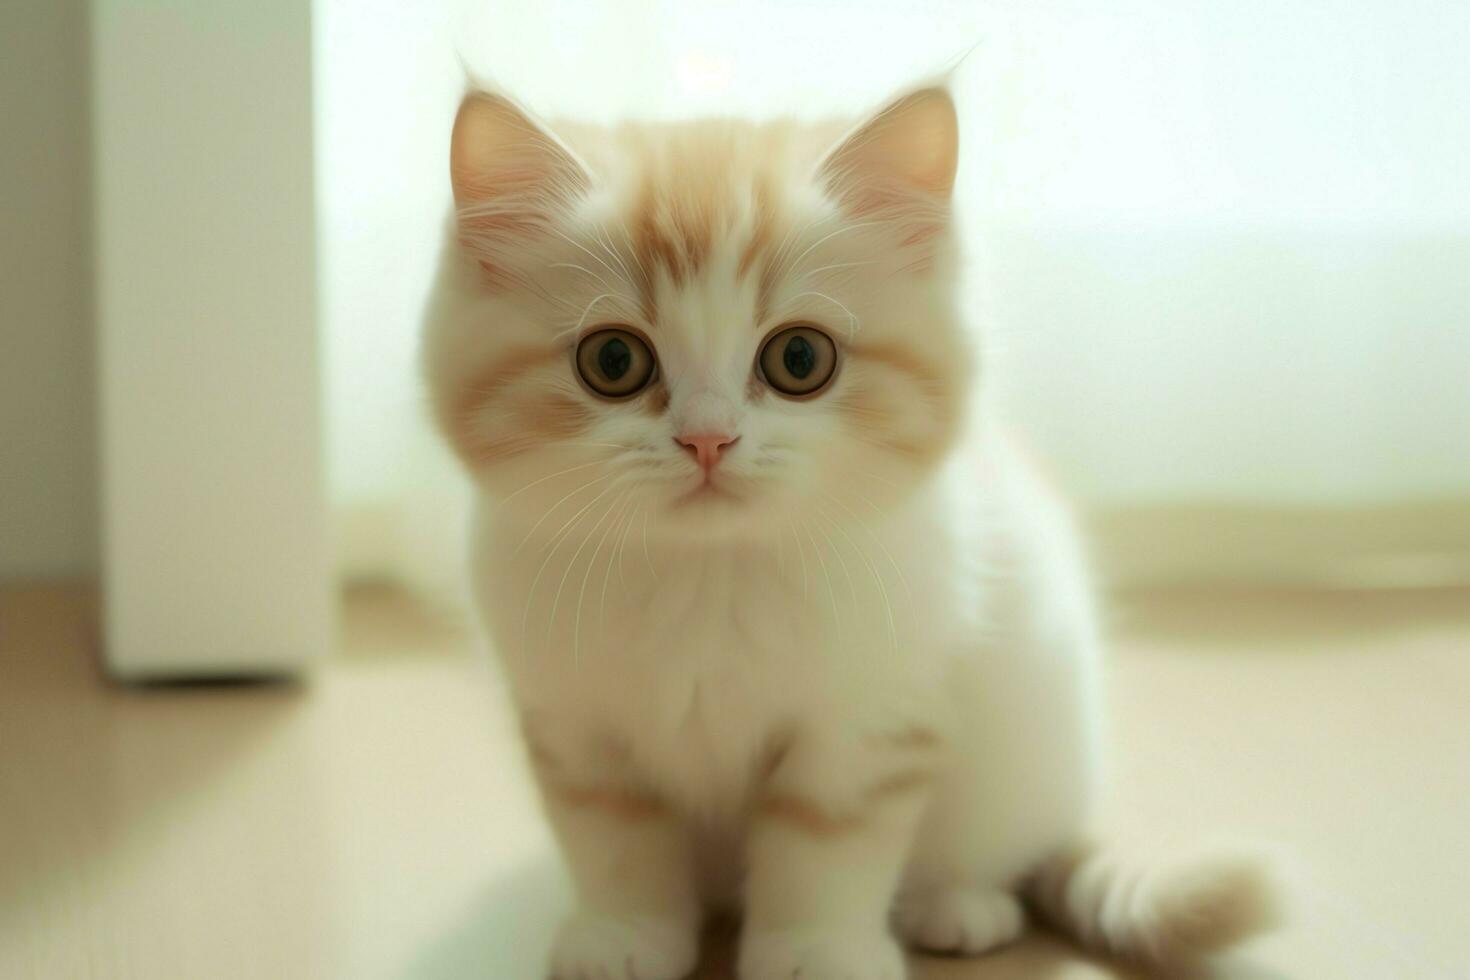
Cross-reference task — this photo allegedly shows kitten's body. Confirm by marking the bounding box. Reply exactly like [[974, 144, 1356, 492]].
[[475, 424, 1096, 896], [424, 86, 1275, 979]]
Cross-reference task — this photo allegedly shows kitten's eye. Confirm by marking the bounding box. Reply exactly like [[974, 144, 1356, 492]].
[[758, 324, 838, 397], [576, 328, 656, 398]]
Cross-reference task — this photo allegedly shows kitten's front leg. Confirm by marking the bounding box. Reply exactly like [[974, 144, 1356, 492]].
[[525, 721, 699, 980], [739, 733, 935, 980]]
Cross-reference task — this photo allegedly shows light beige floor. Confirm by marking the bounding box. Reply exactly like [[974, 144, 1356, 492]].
[[1, 584, 1466, 980]]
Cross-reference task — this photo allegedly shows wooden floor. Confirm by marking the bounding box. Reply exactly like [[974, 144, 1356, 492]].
[[1, 583, 1467, 979]]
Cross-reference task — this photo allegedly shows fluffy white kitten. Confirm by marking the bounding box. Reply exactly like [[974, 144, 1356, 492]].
[[422, 83, 1278, 980]]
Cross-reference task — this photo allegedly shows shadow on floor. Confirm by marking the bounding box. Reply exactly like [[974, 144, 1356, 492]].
[[406, 855, 569, 980]]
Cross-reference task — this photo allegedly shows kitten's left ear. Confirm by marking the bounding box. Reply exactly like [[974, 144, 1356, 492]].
[[818, 86, 959, 212], [450, 91, 588, 208], [450, 91, 591, 283]]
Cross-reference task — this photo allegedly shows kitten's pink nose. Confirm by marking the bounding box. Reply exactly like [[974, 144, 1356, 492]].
[[676, 433, 739, 472]]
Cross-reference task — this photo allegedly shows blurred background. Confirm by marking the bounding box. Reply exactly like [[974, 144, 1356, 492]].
[[2, 1, 1468, 978]]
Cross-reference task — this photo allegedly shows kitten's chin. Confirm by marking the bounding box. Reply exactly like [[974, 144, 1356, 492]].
[[672, 482, 742, 508], [656, 480, 771, 536]]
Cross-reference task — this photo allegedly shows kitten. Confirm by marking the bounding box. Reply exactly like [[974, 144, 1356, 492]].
[[422, 83, 1279, 980]]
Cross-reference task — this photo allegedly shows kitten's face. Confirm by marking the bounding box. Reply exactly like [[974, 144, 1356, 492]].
[[424, 89, 973, 541]]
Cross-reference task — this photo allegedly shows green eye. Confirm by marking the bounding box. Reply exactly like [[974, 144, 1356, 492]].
[[576, 328, 656, 398], [758, 324, 838, 397]]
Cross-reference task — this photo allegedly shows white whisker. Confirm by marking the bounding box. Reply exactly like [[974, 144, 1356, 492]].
[[801, 259, 876, 279], [641, 507, 657, 579], [825, 491, 913, 613], [818, 502, 898, 658], [600, 491, 640, 624], [519, 477, 621, 642], [592, 223, 637, 286], [617, 222, 650, 283], [550, 487, 627, 656], [608, 496, 642, 612], [783, 290, 860, 338], [548, 261, 616, 294], [788, 518, 809, 599], [783, 220, 881, 280], [498, 460, 607, 507], [571, 488, 634, 662], [568, 292, 621, 335], [813, 519, 859, 631], [776, 523, 786, 579], [798, 519, 839, 626], [546, 226, 632, 288], [512, 472, 613, 557]]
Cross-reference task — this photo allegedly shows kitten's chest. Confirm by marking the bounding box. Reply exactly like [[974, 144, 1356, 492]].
[[479, 507, 968, 809], [582, 558, 820, 807]]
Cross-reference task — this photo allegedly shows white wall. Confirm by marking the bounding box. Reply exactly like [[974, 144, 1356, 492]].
[[0, 0, 96, 580], [989, 223, 1470, 505]]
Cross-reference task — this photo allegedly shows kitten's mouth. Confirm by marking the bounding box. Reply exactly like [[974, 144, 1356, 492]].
[[674, 479, 741, 507]]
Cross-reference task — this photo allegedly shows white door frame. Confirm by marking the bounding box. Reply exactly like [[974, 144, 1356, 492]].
[[93, 0, 331, 677]]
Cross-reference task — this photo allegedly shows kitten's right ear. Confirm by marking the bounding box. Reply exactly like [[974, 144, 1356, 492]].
[[450, 93, 589, 278], [818, 86, 959, 211]]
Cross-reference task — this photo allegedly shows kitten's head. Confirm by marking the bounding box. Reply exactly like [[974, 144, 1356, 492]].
[[423, 85, 974, 541]]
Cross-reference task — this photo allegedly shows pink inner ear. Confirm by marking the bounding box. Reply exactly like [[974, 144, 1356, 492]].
[[454, 164, 565, 207], [457, 205, 540, 238], [450, 93, 591, 291], [468, 256, 539, 292], [820, 88, 959, 209], [450, 94, 586, 204], [901, 224, 942, 248], [475, 259, 505, 285], [837, 183, 933, 219]]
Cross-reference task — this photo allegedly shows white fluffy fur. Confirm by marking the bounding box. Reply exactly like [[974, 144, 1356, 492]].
[[1030, 842, 1284, 965], [422, 85, 1278, 979]]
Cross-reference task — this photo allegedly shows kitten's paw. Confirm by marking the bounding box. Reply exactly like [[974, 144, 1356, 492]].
[[739, 927, 906, 980], [894, 887, 1024, 956], [549, 911, 698, 980]]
